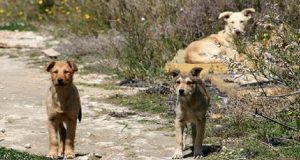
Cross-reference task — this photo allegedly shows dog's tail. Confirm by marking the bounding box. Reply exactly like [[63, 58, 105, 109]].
[[78, 107, 82, 123]]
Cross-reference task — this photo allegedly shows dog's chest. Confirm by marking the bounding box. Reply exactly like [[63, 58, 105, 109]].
[[48, 93, 77, 113], [177, 104, 205, 122]]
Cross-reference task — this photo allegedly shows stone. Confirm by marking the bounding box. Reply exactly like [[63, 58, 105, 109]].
[[0, 31, 48, 48], [0, 128, 5, 133], [75, 153, 102, 160], [24, 143, 31, 149], [42, 48, 61, 58], [213, 124, 224, 132]]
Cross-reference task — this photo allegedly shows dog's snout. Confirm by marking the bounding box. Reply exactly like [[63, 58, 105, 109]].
[[57, 78, 64, 84], [235, 30, 241, 35], [179, 89, 184, 96]]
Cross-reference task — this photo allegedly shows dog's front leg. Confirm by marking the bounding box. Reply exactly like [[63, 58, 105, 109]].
[[193, 118, 206, 158], [173, 118, 185, 159], [64, 119, 77, 159], [58, 123, 66, 157], [48, 120, 59, 158]]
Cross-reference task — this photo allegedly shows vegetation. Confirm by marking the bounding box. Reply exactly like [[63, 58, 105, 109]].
[[0, 147, 50, 160], [0, 0, 299, 159], [1, 0, 298, 80]]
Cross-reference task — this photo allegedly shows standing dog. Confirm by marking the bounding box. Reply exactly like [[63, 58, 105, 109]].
[[46, 61, 82, 159], [169, 67, 210, 159], [185, 8, 255, 63]]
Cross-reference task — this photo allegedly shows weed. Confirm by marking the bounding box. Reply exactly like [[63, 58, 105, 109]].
[[106, 92, 171, 116], [0, 147, 50, 160], [0, 20, 35, 31]]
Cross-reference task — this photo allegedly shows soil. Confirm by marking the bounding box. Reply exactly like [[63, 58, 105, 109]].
[[0, 31, 195, 160]]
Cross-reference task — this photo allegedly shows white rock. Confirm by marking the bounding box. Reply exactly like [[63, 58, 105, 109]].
[[0, 128, 5, 133], [42, 48, 61, 57], [214, 124, 224, 132], [24, 143, 31, 149], [86, 132, 92, 137], [75, 153, 102, 160]]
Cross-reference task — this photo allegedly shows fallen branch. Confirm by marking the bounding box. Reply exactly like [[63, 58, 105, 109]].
[[266, 89, 300, 98], [120, 123, 128, 133], [250, 71, 267, 96], [259, 140, 279, 151], [254, 108, 298, 131]]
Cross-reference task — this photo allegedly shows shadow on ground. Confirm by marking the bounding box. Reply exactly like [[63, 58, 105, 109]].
[[183, 144, 222, 158]]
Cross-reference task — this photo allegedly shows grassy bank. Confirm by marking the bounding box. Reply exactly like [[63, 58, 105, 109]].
[[0, 147, 50, 160]]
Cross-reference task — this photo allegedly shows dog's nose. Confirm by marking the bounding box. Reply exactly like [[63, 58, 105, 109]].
[[179, 89, 184, 96], [57, 78, 64, 84], [235, 30, 242, 35]]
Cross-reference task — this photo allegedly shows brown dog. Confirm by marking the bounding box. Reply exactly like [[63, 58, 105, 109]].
[[45, 60, 82, 159], [169, 67, 210, 159]]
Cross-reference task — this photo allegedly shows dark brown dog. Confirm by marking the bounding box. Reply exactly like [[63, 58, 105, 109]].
[[46, 60, 81, 159], [169, 67, 210, 159]]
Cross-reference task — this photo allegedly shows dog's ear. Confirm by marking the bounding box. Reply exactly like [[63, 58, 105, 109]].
[[241, 8, 255, 18], [67, 61, 78, 72], [190, 67, 203, 77], [46, 61, 56, 72], [169, 69, 180, 79], [218, 11, 233, 21]]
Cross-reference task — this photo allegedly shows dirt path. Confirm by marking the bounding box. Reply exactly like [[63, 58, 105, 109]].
[[0, 54, 183, 159]]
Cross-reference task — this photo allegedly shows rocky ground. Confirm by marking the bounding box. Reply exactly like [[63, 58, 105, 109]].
[[0, 31, 185, 160]]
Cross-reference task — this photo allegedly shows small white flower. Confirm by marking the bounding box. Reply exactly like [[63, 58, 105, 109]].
[[180, 8, 184, 12], [141, 17, 145, 21]]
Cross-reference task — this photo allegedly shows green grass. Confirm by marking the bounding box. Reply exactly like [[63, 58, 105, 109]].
[[282, 144, 300, 159], [0, 147, 50, 160], [105, 91, 300, 159], [106, 92, 171, 115], [0, 20, 36, 31]]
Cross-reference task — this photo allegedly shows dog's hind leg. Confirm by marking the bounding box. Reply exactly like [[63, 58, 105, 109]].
[[58, 123, 66, 157]]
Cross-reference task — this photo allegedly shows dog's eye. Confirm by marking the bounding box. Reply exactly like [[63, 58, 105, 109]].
[[176, 81, 181, 84], [186, 81, 193, 85], [230, 21, 234, 24], [240, 20, 244, 23], [64, 70, 70, 74], [53, 70, 58, 74]]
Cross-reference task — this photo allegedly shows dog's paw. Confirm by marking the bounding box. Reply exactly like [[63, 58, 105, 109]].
[[172, 150, 183, 159], [65, 152, 75, 159], [193, 148, 203, 159], [193, 155, 203, 159], [47, 151, 58, 158], [58, 152, 64, 158]]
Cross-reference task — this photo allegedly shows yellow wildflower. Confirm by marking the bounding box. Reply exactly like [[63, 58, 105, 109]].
[[84, 13, 91, 20], [66, 11, 70, 15], [75, 7, 81, 13], [6, 11, 11, 16], [287, 111, 293, 115], [18, 11, 24, 16], [0, 9, 5, 14], [38, 0, 43, 5], [38, 15, 43, 20]]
